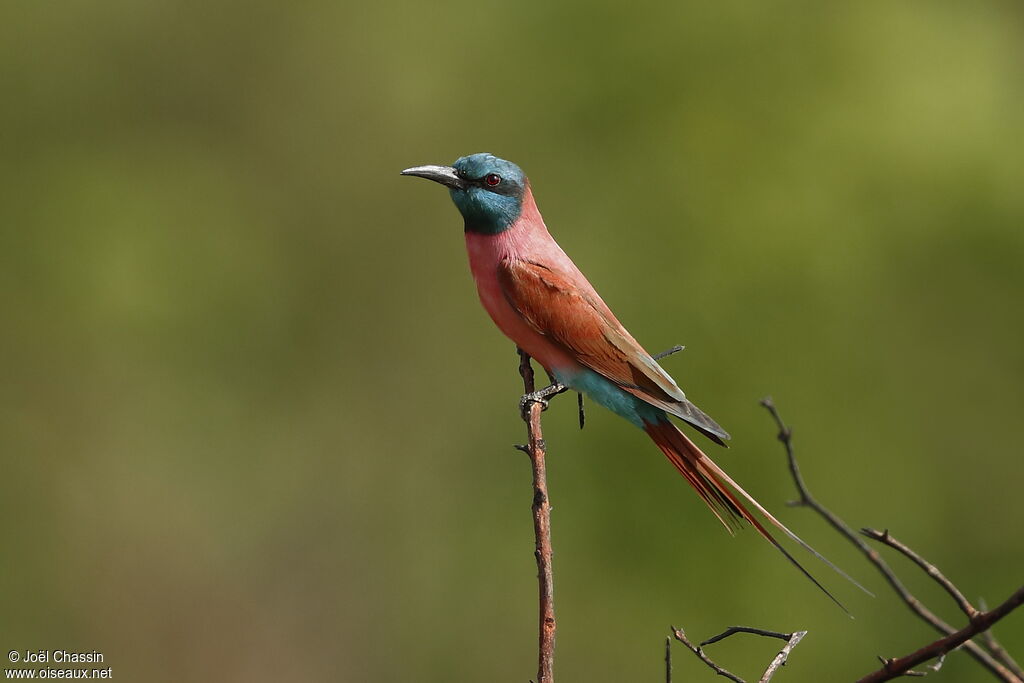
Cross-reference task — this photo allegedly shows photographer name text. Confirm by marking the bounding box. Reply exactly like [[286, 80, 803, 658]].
[[11, 651, 104, 664]]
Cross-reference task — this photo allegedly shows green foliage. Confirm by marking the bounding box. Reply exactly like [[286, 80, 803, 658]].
[[1, 1, 1021, 681]]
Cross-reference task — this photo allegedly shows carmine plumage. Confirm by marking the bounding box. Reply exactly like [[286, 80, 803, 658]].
[[402, 153, 865, 611]]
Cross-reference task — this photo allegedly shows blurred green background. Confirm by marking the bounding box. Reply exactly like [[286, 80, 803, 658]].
[[2, 1, 1022, 681]]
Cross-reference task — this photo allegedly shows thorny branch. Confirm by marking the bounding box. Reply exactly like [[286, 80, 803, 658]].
[[760, 397, 1023, 682], [669, 625, 807, 683]]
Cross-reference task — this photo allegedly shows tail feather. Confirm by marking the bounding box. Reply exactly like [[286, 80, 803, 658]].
[[644, 419, 870, 614]]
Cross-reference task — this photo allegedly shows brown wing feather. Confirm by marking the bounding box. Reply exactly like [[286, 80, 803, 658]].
[[497, 259, 730, 442]]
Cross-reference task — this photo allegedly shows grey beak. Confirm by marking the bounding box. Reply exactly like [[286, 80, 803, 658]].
[[400, 164, 467, 190]]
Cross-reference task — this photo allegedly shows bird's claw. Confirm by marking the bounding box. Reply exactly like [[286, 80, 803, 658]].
[[519, 391, 551, 418], [518, 382, 567, 419]]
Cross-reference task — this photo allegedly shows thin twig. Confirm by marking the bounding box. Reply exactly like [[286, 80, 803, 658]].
[[857, 585, 1024, 682], [666, 636, 672, 683], [860, 528, 978, 618], [518, 348, 556, 683], [701, 626, 792, 646], [513, 343, 683, 681], [860, 528, 1024, 681], [759, 397, 1020, 682], [671, 626, 744, 683], [670, 625, 806, 683], [895, 652, 946, 678], [759, 631, 807, 683]]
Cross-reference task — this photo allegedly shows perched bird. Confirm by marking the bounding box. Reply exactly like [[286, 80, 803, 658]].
[[402, 153, 860, 609]]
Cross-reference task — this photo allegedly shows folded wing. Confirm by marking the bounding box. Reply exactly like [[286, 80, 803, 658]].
[[497, 258, 730, 444]]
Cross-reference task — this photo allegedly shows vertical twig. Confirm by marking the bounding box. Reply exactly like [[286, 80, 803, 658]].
[[665, 636, 672, 683], [518, 348, 556, 683]]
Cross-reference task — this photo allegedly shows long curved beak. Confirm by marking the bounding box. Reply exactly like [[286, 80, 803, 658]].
[[400, 164, 467, 190]]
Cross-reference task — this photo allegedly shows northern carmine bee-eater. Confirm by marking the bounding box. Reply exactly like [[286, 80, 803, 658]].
[[402, 153, 861, 609]]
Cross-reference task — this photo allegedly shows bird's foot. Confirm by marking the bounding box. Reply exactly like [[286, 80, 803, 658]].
[[519, 382, 568, 419]]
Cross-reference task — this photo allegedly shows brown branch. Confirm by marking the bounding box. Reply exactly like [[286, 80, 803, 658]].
[[887, 652, 946, 678], [514, 344, 683, 682], [670, 625, 807, 683], [517, 348, 556, 683], [980, 598, 1024, 681], [857, 585, 1024, 682], [759, 397, 1020, 682], [860, 529, 1024, 681]]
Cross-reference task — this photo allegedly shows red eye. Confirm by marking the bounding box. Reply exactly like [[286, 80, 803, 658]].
[[484, 173, 501, 187]]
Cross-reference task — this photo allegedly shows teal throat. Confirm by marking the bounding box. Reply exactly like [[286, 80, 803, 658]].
[[450, 187, 521, 234], [447, 153, 528, 234]]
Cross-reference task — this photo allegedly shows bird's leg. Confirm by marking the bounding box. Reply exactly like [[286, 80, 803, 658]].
[[653, 344, 685, 360], [519, 381, 570, 419], [544, 367, 586, 428], [519, 345, 681, 423]]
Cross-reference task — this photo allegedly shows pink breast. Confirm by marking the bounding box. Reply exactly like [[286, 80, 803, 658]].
[[464, 218, 579, 374]]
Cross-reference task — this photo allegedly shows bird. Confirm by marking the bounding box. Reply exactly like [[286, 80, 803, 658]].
[[401, 153, 863, 610]]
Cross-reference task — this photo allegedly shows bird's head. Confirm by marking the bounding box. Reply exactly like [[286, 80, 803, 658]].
[[401, 153, 527, 234]]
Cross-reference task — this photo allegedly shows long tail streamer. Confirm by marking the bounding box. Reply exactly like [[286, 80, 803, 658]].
[[644, 419, 872, 615]]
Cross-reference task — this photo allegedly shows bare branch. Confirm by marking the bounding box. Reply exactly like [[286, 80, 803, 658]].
[[980, 598, 1024, 680], [895, 652, 946, 678], [514, 343, 683, 681], [666, 636, 672, 683], [700, 626, 792, 646], [758, 631, 807, 683], [518, 348, 557, 683], [859, 528, 1024, 682], [760, 397, 1020, 682], [860, 528, 978, 619], [671, 626, 745, 683], [857, 585, 1024, 682], [670, 625, 807, 683]]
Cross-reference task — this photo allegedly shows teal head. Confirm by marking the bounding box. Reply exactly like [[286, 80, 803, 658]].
[[401, 153, 527, 234]]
